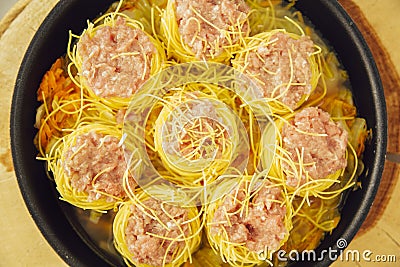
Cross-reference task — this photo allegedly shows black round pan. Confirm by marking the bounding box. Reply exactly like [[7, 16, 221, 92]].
[[10, 0, 387, 266]]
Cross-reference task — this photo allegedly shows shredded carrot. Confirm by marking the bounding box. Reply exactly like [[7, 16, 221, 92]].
[[36, 58, 81, 153]]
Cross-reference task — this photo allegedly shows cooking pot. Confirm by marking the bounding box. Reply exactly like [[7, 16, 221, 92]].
[[10, 0, 387, 266]]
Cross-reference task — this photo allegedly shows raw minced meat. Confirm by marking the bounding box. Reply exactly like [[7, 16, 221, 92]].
[[174, 0, 250, 59], [178, 117, 229, 160], [171, 99, 228, 159], [211, 182, 287, 253], [281, 107, 348, 187], [159, 95, 228, 159], [124, 198, 190, 266], [244, 32, 315, 109], [77, 16, 156, 98], [115, 109, 126, 125], [63, 131, 131, 201]]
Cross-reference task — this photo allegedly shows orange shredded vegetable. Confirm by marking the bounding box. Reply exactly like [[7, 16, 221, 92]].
[[36, 58, 82, 153]]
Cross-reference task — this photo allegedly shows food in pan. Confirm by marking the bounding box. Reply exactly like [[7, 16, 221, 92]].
[[268, 106, 352, 197], [206, 178, 291, 266], [47, 123, 131, 211], [161, 0, 250, 62], [153, 87, 241, 187], [68, 7, 166, 106], [113, 190, 202, 266], [232, 30, 322, 113], [34, 0, 369, 266]]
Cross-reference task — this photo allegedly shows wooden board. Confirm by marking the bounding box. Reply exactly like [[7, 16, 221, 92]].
[[0, 0, 398, 266]]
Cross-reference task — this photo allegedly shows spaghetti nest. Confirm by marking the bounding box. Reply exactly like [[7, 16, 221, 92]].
[[152, 86, 241, 187], [267, 106, 358, 201], [113, 189, 202, 267], [232, 28, 323, 114], [46, 122, 129, 212], [68, 8, 166, 108], [206, 177, 293, 267], [160, 0, 250, 63]]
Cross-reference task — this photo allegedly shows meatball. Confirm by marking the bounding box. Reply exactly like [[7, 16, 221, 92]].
[[77, 16, 156, 98], [281, 107, 348, 187], [63, 131, 130, 201]]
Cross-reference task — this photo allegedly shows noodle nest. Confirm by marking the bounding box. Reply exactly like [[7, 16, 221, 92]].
[[49, 123, 126, 212], [113, 188, 202, 267], [206, 177, 293, 267], [68, 11, 166, 108], [160, 0, 250, 63], [232, 28, 323, 114]]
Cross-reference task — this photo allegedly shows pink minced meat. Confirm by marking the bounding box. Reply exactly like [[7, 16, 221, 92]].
[[125, 198, 190, 266], [77, 16, 156, 98], [244, 32, 314, 109], [174, 0, 249, 59], [281, 107, 348, 187], [63, 131, 131, 201], [179, 117, 228, 160], [211, 183, 287, 253]]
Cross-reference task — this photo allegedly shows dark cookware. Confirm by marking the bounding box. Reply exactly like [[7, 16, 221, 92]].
[[10, 0, 387, 266]]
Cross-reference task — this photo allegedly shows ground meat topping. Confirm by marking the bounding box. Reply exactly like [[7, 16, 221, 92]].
[[125, 198, 190, 266], [165, 98, 229, 160], [174, 0, 250, 59], [63, 131, 130, 201], [244, 32, 314, 109], [178, 117, 229, 160], [281, 107, 348, 187], [77, 16, 156, 98], [211, 183, 287, 253]]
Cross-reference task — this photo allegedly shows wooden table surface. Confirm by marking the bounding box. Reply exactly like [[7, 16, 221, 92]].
[[0, 0, 399, 266]]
